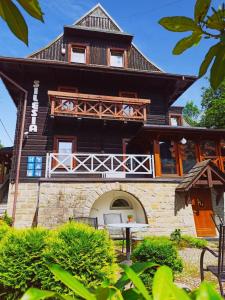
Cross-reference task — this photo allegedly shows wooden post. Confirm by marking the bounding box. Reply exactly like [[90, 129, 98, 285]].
[[153, 140, 161, 177]]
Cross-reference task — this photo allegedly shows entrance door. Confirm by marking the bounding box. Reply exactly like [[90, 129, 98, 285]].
[[191, 189, 216, 237]]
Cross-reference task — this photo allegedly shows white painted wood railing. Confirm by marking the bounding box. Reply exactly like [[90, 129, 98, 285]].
[[45, 153, 155, 178]]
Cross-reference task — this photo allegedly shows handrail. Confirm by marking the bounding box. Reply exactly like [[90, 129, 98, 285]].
[[46, 153, 155, 178]]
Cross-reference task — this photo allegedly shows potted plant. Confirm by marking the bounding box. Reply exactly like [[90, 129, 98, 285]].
[[127, 214, 134, 223]]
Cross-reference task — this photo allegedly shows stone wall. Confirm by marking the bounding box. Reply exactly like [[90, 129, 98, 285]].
[[7, 181, 198, 235]]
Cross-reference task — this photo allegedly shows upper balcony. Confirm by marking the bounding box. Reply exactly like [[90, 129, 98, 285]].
[[48, 91, 150, 122]]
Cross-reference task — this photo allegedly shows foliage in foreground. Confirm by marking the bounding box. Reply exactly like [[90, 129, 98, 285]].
[[132, 236, 183, 292], [183, 79, 225, 129], [0, 211, 13, 226], [0, 0, 44, 45], [21, 263, 223, 300], [0, 222, 116, 299], [159, 0, 225, 89]]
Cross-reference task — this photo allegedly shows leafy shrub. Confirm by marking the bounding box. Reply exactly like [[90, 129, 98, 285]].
[[0, 228, 49, 300], [21, 264, 223, 300], [180, 235, 207, 249], [0, 222, 117, 299], [0, 211, 13, 227], [170, 229, 182, 244], [132, 236, 183, 291], [39, 222, 117, 293], [0, 220, 10, 242]]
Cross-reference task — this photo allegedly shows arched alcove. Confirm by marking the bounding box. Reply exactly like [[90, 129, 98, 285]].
[[89, 190, 147, 226]]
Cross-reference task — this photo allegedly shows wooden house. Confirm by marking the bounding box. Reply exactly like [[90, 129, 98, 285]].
[[0, 4, 224, 236]]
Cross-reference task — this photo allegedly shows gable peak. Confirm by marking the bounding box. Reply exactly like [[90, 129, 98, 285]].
[[74, 3, 123, 32]]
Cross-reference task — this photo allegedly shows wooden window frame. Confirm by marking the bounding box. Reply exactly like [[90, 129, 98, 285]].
[[169, 113, 183, 126], [107, 48, 128, 68], [53, 135, 77, 168], [68, 43, 90, 64]]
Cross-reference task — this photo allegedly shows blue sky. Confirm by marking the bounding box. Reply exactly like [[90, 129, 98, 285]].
[[0, 0, 222, 146]]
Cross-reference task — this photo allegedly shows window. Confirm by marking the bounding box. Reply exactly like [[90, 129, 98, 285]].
[[159, 140, 177, 175], [70, 46, 86, 64], [110, 50, 124, 67], [180, 140, 197, 173], [170, 115, 182, 126], [111, 199, 132, 210], [119, 91, 137, 117], [58, 87, 78, 111], [54, 136, 76, 167]]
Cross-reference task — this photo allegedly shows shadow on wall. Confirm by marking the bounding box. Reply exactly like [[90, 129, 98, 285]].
[[174, 191, 187, 216]]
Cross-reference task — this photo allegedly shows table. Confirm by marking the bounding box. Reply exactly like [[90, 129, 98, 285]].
[[107, 223, 149, 261]]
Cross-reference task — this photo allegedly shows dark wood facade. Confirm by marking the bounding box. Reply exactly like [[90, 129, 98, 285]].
[[0, 4, 224, 183]]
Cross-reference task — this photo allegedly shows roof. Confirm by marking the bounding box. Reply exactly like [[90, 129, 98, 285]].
[[28, 3, 163, 72], [176, 160, 225, 192]]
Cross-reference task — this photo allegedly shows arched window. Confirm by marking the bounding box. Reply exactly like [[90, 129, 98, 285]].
[[110, 199, 132, 210]]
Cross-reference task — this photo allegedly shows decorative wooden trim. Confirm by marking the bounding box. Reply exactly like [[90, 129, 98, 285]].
[[68, 43, 90, 64], [153, 140, 161, 177]]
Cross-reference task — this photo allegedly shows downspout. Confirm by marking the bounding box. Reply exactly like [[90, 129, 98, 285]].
[[0, 71, 28, 225]]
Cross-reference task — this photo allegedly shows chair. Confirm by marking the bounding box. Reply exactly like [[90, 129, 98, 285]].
[[70, 217, 98, 229], [211, 213, 224, 231], [103, 213, 125, 253], [200, 224, 225, 296]]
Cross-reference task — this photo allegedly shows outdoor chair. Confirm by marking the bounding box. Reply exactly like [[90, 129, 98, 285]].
[[200, 224, 225, 296], [103, 213, 125, 253], [70, 217, 98, 229], [211, 213, 224, 231]]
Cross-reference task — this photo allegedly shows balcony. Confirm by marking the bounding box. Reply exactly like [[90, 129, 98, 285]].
[[48, 91, 150, 122], [45, 153, 155, 178]]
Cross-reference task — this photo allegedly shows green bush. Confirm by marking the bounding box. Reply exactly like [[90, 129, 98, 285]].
[[132, 236, 183, 292], [180, 235, 207, 249], [39, 222, 117, 293], [0, 220, 11, 241], [0, 211, 13, 227], [0, 222, 117, 299], [170, 229, 182, 244], [0, 228, 49, 300]]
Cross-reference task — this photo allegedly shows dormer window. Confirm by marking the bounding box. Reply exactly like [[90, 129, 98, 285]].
[[170, 115, 182, 126], [69, 44, 90, 64], [109, 49, 125, 67], [71, 46, 86, 63]]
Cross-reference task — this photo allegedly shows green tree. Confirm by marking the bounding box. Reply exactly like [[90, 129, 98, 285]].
[[184, 79, 225, 128], [159, 0, 225, 89], [183, 100, 200, 126], [200, 80, 225, 128], [0, 141, 3, 149], [0, 0, 44, 45]]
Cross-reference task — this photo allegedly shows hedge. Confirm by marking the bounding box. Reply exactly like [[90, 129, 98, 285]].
[[0, 222, 117, 299]]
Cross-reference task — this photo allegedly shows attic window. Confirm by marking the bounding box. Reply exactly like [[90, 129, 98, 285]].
[[110, 50, 124, 67], [170, 115, 182, 126], [70, 46, 86, 64]]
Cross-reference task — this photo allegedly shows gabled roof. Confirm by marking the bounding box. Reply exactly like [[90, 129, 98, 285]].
[[28, 3, 163, 72], [176, 160, 225, 192]]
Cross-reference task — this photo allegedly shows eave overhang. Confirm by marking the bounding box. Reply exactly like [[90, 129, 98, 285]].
[[0, 56, 197, 106], [128, 125, 225, 151], [64, 25, 133, 43]]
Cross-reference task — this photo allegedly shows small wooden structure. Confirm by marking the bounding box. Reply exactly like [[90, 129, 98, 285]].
[[176, 160, 225, 237]]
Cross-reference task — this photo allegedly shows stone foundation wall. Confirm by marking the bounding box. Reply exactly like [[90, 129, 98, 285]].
[[7, 181, 199, 235]]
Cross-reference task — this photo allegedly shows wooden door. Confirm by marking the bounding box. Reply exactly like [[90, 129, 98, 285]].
[[191, 189, 216, 237]]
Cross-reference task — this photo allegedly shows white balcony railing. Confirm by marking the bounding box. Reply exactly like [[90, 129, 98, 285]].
[[45, 153, 155, 178]]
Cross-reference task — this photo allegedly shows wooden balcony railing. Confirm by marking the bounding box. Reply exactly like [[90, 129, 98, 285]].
[[48, 91, 150, 122], [45, 153, 155, 178]]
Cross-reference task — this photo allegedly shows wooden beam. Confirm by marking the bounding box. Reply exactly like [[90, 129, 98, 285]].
[[48, 90, 151, 105]]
